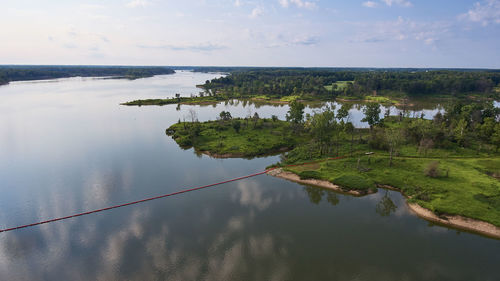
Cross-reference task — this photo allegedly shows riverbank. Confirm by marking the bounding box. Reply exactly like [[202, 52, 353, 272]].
[[267, 168, 373, 196], [267, 167, 500, 238]]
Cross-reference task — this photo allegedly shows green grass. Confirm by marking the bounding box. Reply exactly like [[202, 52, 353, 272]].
[[122, 96, 221, 106], [325, 81, 353, 91], [280, 95, 301, 102], [364, 96, 398, 104], [332, 175, 376, 192], [285, 155, 500, 226], [166, 119, 309, 157]]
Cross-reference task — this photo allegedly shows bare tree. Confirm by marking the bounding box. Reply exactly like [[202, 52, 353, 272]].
[[188, 108, 198, 123]]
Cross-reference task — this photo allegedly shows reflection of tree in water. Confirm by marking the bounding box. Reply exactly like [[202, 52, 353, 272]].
[[304, 186, 324, 204], [304, 186, 339, 206], [376, 191, 397, 216], [326, 192, 339, 206]]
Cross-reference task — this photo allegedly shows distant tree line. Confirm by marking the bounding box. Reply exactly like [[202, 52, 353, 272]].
[[0, 66, 175, 85], [202, 69, 500, 98]]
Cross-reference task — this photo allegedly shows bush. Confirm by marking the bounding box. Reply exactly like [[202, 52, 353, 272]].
[[332, 175, 374, 191], [298, 170, 323, 180], [177, 137, 193, 148], [424, 161, 440, 178]]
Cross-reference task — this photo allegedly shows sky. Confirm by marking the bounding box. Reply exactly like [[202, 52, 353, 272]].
[[1, 0, 499, 68]]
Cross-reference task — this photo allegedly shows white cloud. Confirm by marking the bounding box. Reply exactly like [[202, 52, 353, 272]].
[[363, 1, 378, 8], [278, 0, 317, 10], [382, 0, 412, 7], [234, 0, 242, 7], [460, 0, 500, 26], [249, 7, 264, 18], [351, 16, 449, 46], [126, 0, 150, 8], [137, 42, 227, 52]]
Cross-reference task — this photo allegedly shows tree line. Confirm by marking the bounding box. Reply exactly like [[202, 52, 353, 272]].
[[0, 66, 175, 85], [202, 69, 500, 98]]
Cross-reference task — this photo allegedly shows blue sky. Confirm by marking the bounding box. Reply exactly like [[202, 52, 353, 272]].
[[1, 0, 499, 68]]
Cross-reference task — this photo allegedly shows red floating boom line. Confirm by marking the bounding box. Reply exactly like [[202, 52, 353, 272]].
[[0, 169, 274, 233], [0, 156, 347, 233]]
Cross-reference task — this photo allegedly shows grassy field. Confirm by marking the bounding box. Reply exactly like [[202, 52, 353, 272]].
[[364, 96, 398, 104], [166, 119, 309, 157], [122, 96, 221, 106], [325, 81, 353, 91], [284, 155, 500, 226]]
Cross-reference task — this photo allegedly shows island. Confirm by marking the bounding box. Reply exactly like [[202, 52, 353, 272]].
[[122, 68, 500, 106], [166, 100, 500, 238]]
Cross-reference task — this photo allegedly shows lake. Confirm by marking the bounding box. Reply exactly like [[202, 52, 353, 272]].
[[0, 71, 498, 280]]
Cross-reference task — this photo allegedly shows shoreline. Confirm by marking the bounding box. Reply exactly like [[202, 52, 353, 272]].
[[406, 203, 500, 239], [267, 168, 500, 239], [200, 147, 290, 159], [267, 168, 372, 196]]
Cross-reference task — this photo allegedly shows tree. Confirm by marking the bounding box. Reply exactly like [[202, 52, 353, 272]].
[[454, 119, 468, 146], [344, 122, 356, 157], [286, 100, 305, 132], [219, 111, 232, 121], [491, 123, 500, 152], [362, 103, 381, 130], [480, 117, 496, 141], [188, 108, 198, 123], [385, 127, 402, 166], [336, 103, 351, 122], [232, 119, 241, 133], [252, 112, 260, 128], [309, 108, 336, 155]]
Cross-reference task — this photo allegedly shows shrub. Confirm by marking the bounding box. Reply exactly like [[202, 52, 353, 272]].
[[298, 170, 323, 180], [332, 175, 374, 191], [424, 161, 440, 178], [232, 120, 241, 133]]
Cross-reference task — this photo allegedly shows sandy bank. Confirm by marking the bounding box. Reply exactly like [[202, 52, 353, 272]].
[[267, 168, 371, 196], [407, 203, 500, 239], [268, 169, 500, 239]]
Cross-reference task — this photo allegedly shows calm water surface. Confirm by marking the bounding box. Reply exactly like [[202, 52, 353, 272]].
[[0, 71, 498, 281]]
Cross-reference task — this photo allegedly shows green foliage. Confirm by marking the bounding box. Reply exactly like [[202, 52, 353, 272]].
[[286, 100, 305, 125], [220, 111, 232, 121], [362, 103, 381, 128], [232, 120, 241, 133], [166, 118, 306, 158], [332, 175, 375, 191], [285, 155, 500, 226], [201, 69, 500, 100], [298, 170, 323, 180]]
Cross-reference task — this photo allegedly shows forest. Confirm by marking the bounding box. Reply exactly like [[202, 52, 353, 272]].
[[0, 65, 175, 85], [201, 69, 500, 99]]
